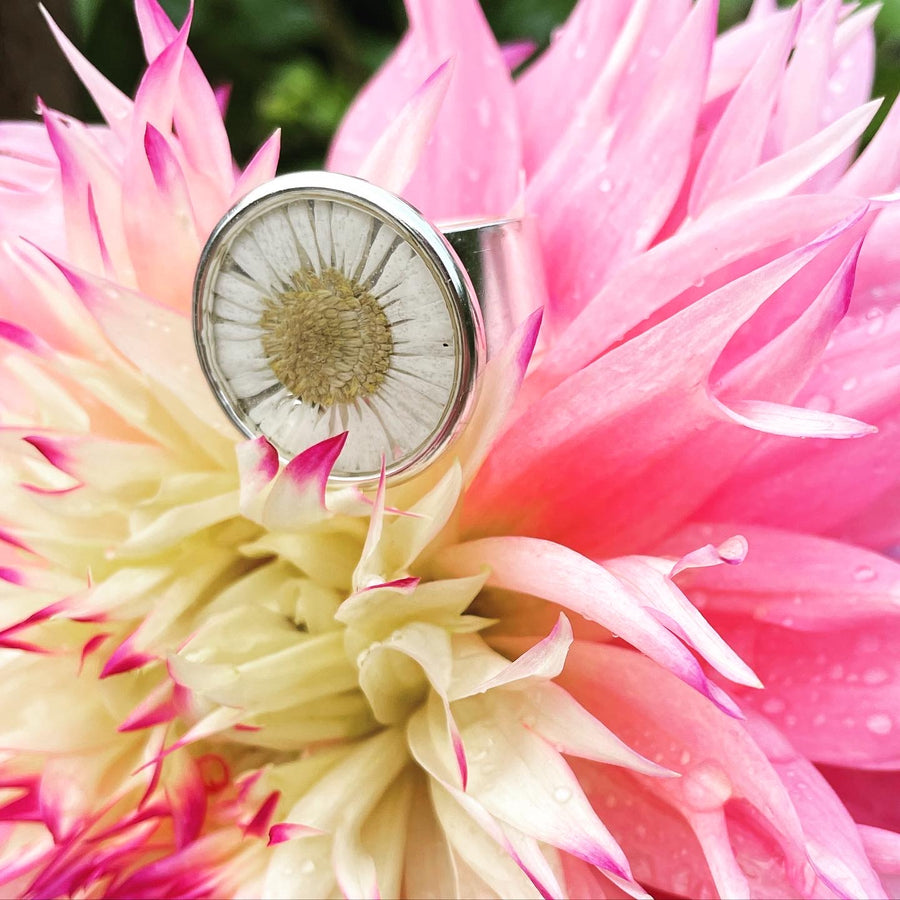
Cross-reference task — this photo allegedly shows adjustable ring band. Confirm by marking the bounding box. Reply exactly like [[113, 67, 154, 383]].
[[193, 171, 546, 486]]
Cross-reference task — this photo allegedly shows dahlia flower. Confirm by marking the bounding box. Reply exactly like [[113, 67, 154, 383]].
[[0, 0, 898, 896]]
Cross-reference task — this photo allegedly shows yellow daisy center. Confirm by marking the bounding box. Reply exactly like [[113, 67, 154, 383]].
[[259, 266, 393, 409]]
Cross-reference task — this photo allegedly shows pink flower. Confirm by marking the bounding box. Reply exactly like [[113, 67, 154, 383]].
[[0, 0, 897, 897]]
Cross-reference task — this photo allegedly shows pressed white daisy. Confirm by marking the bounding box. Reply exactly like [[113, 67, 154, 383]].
[[194, 173, 483, 483]]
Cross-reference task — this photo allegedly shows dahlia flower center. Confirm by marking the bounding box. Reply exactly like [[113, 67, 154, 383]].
[[259, 266, 394, 409]]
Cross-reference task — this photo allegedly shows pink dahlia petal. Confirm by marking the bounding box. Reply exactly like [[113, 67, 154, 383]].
[[131, 8, 191, 142], [561, 642, 826, 898], [688, 6, 799, 216], [40, 9, 132, 139], [712, 620, 900, 768], [662, 524, 900, 629], [603, 553, 761, 688], [700, 308, 900, 546], [771, 0, 842, 153], [329, 0, 520, 220], [124, 124, 201, 311], [499, 40, 535, 72], [231, 129, 281, 202], [261, 432, 347, 530], [702, 99, 880, 217], [438, 538, 741, 713], [44, 257, 234, 440], [40, 104, 130, 277], [859, 825, 900, 884], [469, 216, 865, 556], [746, 713, 887, 900], [840, 99, 900, 195], [516, 0, 631, 172], [530, 0, 717, 326], [357, 59, 454, 197], [525, 193, 866, 399], [456, 307, 542, 484], [134, 0, 233, 197]]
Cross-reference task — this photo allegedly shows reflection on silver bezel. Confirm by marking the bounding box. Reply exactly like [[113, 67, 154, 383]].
[[193, 171, 485, 487]]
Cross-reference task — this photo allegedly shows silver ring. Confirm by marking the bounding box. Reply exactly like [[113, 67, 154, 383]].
[[193, 171, 546, 486]]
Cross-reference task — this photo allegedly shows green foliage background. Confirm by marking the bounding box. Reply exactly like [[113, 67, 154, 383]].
[[69, 0, 900, 171]]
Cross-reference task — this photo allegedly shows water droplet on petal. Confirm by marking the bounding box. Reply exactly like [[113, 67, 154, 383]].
[[300, 860, 316, 875], [863, 668, 889, 686], [599, 178, 613, 193], [866, 714, 893, 735], [762, 697, 786, 715], [690, 590, 708, 609], [477, 98, 492, 128], [854, 565, 877, 583], [574, 42, 587, 60], [866, 308, 885, 335], [842, 377, 859, 391], [805, 394, 833, 413], [553, 786, 572, 803], [682, 761, 732, 811]]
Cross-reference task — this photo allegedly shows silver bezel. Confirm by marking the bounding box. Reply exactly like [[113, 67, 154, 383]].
[[193, 171, 485, 487]]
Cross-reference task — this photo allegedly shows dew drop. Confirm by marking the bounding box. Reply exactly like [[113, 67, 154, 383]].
[[679, 749, 692, 766], [553, 786, 572, 803], [853, 565, 877, 583], [829, 664, 845, 681], [866, 308, 885, 335], [762, 697, 786, 715], [813, 713, 827, 726], [574, 42, 587, 60], [300, 860, 316, 875], [691, 590, 709, 610], [477, 98, 492, 128], [805, 394, 833, 413], [863, 668, 889, 686], [858, 635, 882, 654], [599, 178, 613, 193], [693, 275, 706, 288], [682, 761, 732, 811], [866, 714, 893, 736], [842, 376, 859, 392]]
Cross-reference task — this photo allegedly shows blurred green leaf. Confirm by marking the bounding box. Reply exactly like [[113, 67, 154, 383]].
[[71, 0, 103, 38], [481, 0, 575, 44], [259, 59, 353, 137]]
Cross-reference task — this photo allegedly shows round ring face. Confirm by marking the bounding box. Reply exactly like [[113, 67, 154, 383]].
[[194, 173, 483, 485]]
